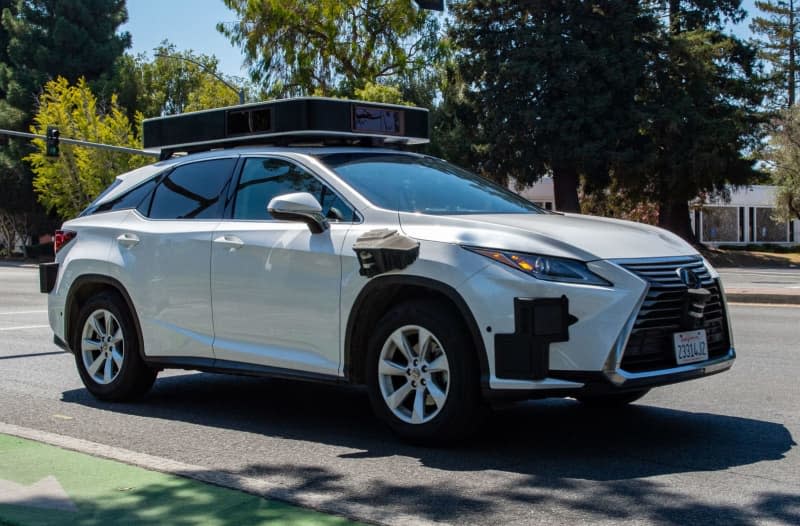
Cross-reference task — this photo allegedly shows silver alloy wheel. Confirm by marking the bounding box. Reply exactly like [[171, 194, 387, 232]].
[[81, 309, 124, 385], [378, 324, 451, 425]]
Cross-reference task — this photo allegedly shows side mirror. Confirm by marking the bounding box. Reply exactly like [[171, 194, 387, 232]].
[[267, 192, 329, 234]]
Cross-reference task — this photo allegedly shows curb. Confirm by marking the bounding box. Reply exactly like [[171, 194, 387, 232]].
[[725, 292, 800, 305]]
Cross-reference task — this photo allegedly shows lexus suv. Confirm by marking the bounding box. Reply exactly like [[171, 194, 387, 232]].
[[40, 99, 735, 443]]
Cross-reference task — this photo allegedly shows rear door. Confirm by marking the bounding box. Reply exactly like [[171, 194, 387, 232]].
[[115, 157, 238, 359], [210, 156, 357, 376]]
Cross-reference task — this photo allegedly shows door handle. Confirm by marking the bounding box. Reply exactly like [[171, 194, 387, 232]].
[[213, 235, 245, 251], [116, 233, 140, 248]]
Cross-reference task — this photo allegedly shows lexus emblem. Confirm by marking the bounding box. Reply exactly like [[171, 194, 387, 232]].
[[676, 267, 702, 289]]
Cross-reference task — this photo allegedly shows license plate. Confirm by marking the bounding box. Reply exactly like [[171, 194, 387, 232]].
[[673, 329, 708, 365]]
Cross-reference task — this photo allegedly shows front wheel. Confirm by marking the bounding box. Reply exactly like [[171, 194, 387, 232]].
[[74, 292, 157, 401], [366, 300, 484, 444]]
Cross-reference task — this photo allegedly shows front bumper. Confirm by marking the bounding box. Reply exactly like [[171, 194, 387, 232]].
[[464, 254, 736, 397], [487, 348, 736, 401], [552, 348, 736, 392]]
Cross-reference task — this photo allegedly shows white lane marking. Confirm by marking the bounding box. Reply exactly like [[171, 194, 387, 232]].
[[0, 325, 49, 331], [0, 476, 77, 512], [0, 310, 47, 315], [0, 422, 437, 526]]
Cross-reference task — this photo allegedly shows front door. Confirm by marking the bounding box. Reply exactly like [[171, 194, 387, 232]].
[[210, 156, 357, 376]]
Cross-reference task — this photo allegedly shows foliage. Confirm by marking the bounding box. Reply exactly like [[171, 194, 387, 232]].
[[620, 1, 765, 240], [448, 0, 764, 238], [750, 1, 800, 108], [25, 77, 150, 220], [579, 180, 660, 225], [766, 106, 800, 220], [217, 0, 445, 97], [354, 82, 408, 105], [449, 1, 654, 212], [0, 0, 130, 123], [107, 42, 245, 121], [0, 0, 130, 245]]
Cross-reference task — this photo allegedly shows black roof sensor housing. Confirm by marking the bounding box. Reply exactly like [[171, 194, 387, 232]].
[[143, 97, 430, 158]]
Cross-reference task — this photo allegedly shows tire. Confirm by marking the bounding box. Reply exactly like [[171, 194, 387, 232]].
[[366, 299, 484, 445], [575, 388, 650, 408], [73, 291, 157, 401]]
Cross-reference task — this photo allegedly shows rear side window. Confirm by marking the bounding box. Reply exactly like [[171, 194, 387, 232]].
[[147, 158, 236, 219]]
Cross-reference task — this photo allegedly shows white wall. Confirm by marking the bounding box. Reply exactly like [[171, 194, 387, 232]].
[[512, 180, 799, 245]]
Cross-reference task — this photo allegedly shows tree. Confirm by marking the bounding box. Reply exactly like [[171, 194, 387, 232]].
[[449, 1, 654, 212], [25, 77, 150, 220], [622, 0, 765, 240], [766, 106, 800, 220], [217, 0, 444, 97], [0, 0, 130, 247], [107, 42, 245, 121], [750, 1, 800, 108], [1, 0, 130, 123]]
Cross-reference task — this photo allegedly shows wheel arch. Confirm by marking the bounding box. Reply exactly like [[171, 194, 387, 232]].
[[344, 275, 489, 387], [65, 274, 145, 360]]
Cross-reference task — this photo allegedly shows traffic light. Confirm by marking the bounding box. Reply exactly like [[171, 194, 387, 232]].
[[46, 126, 59, 157], [415, 1, 444, 10]]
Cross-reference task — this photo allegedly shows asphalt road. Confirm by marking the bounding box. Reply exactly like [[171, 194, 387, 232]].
[[1, 263, 798, 526], [718, 268, 800, 292]]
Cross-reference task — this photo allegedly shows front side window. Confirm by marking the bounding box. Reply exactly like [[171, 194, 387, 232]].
[[317, 153, 543, 215], [147, 158, 236, 219], [233, 157, 355, 222]]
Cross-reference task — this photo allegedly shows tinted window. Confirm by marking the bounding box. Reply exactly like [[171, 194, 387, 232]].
[[148, 159, 236, 219], [233, 158, 355, 222], [95, 179, 158, 214], [317, 153, 543, 215]]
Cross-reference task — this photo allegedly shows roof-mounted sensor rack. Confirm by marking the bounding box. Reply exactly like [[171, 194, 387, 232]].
[[142, 97, 430, 160]]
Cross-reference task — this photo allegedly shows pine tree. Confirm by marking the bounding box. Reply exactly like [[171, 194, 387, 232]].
[[623, 0, 764, 240], [449, 0, 654, 212], [751, 1, 800, 108]]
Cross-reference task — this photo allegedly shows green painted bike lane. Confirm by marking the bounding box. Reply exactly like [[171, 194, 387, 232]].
[[0, 434, 364, 526]]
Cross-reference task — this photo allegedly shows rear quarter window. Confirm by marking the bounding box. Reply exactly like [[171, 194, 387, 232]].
[[147, 158, 237, 220]]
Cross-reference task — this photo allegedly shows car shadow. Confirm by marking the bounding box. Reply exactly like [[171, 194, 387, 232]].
[[61, 372, 797, 525]]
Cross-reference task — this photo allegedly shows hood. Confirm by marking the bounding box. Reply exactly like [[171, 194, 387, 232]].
[[398, 212, 698, 261]]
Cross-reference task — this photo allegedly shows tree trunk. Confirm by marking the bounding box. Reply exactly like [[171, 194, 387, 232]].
[[552, 162, 581, 213], [669, 0, 681, 34], [658, 197, 696, 244]]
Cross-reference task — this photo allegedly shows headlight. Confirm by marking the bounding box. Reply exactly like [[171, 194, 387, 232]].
[[464, 246, 611, 286]]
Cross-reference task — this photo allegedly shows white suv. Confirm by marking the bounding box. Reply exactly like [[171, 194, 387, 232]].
[[41, 99, 735, 443]]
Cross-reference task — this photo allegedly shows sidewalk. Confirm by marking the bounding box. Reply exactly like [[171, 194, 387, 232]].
[[718, 268, 800, 305], [0, 434, 362, 526]]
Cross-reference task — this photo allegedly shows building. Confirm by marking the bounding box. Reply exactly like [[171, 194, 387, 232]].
[[514, 179, 799, 246], [691, 185, 797, 246], [514, 176, 556, 211]]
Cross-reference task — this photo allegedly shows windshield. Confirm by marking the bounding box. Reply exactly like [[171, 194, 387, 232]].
[[316, 153, 543, 215]]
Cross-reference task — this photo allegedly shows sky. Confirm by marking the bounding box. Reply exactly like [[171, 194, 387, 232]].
[[121, 0, 762, 82], [121, 0, 247, 79]]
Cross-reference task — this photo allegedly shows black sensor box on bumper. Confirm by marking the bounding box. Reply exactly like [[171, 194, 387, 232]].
[[39, 262, 58, 293], [495, 296, 573, 381]]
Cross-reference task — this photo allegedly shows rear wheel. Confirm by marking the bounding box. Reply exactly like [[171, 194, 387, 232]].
[[74, 292, 156, 401], [366, 300, 484, 444], [575, 389, 650, 408]]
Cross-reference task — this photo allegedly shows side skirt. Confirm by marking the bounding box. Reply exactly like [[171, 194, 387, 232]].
[[143, 356, 345, 385]]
